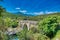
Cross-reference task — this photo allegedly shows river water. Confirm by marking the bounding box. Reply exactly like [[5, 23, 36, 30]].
[[9, 34, 19, 40]]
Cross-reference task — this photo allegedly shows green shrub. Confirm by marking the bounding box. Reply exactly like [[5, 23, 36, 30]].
[[38, 16, 58, 38], [52, 30, 60, 40]]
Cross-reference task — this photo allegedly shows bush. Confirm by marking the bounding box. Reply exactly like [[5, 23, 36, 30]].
[[32, 33, 50, 40], [52, 30, 60, 40], [38, 16, 58, 38]]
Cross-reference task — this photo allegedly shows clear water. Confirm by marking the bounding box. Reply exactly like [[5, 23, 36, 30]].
[[9, 37, 19, 40], [9, 34, 19, 40], [11, 37, 19, 40]]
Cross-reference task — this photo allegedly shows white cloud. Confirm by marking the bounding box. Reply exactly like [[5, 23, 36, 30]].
[[31, 11, 44, 15], [19, 10, 27, 13], [15, 8, 27, 13], [16, 8, 20, 9], [33, 11, 44, 15], [28, 11, 58, 15], [25, 11, 44, 15], [45, 11, 57, 14]]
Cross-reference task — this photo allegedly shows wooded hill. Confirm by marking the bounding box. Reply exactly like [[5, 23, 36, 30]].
[[2, 12, 27, 20], [28, 13, 60, 21], [2, 12, 60, 22]]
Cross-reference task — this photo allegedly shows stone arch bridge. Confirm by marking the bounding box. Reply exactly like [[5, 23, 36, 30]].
[[7, 20, 38, 35], [19, 20, 38, 30]]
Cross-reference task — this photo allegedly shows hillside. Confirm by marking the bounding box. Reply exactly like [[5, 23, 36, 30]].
[[2, 12, 27, 20], [2, 12, 60, 21], [28, 13, 60, 21]]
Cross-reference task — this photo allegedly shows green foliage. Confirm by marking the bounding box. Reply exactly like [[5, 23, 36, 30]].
[[28, 13, 60, 21], [0, 6, 5, 17], [30, 27, 39, 33], [4, 17, 12, 27], [16, 24, 50, 40], [11, 20, 18, 28], [0, 6, 60, 40], [17, 24, 28, 40], [38, 16, 58, 38], [0, 17, 6, 32], [32, 33, 50, 40], [23, 24, 28, 30], [0, 31, 9, 40], [52, 30, 60, 40], [4, 17, 18, 28]]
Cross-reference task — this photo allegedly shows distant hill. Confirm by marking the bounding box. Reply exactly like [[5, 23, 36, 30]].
[[14, 12, 34, 16], [28, 13, 60, 21], [2, 12, 27, 20], [2, 12, 60, 21]]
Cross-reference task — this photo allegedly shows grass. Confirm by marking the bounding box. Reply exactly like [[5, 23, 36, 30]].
[[52, 30, 60, 40]]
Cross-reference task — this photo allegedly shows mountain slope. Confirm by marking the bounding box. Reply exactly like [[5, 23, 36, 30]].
[[14, 12, 34, 16], [28, 13, 60, 21], [2, 12, 60, 21], [2, 12, 27, 20]]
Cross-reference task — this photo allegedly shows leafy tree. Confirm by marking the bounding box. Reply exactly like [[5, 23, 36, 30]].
[[52, 30, 60, 40], [4, 17, 18, 28], [4, 17, 12, 28], [0, 6, 6, 31], [11, 20, 18, 28], [0, 6, 5, 17], [38, 16, 58, 38]]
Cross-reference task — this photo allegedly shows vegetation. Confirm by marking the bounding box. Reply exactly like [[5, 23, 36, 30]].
[[0, 5, 60, 40], [28, 13, 60, 21], [52, 30, 60, 40], [0, 6, 19, 40], [16, 15, 60, 40], [38, 16, 58, 38]]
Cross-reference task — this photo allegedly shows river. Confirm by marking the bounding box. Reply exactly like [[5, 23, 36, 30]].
[[9, 34, 19, 40]]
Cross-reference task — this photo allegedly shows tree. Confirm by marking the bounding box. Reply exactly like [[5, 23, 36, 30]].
[[38, 16, 58, 38], [11, 20, 18, 28], [0, 6, 5, 17], [4, 17, 18, 28], [0, 6, 6, 31], [4, 17, 12, 28], [52, 30, 60, 40]]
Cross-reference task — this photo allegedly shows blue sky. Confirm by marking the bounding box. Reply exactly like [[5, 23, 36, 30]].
[[0, 0, 60, 15]]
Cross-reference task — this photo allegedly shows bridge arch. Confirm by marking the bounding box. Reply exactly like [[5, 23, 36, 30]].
[[19, 20, 38, 30], [22, 23, 30, 30], [23, 23, 28, 30]]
